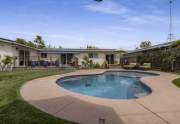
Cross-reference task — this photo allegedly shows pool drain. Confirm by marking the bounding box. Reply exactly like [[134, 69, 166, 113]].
[[99, 118, 105, 124]]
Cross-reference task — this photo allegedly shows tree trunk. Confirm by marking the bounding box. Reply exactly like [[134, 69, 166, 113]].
[[1, 65, 6, 71]]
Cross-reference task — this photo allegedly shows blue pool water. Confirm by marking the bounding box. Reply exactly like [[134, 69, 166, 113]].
[[57, 71, 157, 99]]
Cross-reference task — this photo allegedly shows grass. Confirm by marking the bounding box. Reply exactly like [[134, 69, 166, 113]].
[[0, 69, 76, 124], [173, 71, 180, 88], [173, 78, 180, 88]]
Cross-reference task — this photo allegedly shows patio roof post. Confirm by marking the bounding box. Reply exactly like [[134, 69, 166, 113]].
[[24, 49, 26, 67], [58, 54, 61, 66], [66, 54, 68, 65]]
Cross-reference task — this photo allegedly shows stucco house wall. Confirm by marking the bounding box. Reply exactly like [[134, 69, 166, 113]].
[[74, 53, 107, 66], [90, 53, 106, 65], [40, 52, 119, 66], [74, 53, 87, 65], [0, 41, 39, 67], [114, 54, 120, 64], [40, 53, 60, 62], [29, 49, 39, 61], [0, 42, 19, 67]]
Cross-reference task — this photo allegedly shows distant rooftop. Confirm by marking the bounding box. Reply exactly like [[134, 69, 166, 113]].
[[127, 41, 175, 54]]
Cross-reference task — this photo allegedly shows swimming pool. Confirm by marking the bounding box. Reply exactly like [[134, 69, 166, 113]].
[[57, 71, 157, 100]]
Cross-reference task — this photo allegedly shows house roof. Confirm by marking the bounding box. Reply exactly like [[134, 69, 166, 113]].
[[1, 37, 174, 54], [39, 48, 118, 53], [127, 41, 175, 54], [0, 38, 39, 50], [0, 38, 122, 53]]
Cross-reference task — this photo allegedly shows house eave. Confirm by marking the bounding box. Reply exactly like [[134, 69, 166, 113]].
[[0, 38, 39, 51]]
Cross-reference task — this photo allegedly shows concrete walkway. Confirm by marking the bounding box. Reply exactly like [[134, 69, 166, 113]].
[[21, 69, 180, 124]]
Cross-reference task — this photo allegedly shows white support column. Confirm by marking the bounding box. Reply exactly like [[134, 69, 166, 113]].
[[66, 54, 68, 65], [59, 54, 61, 66], [24, 50, 26, 67]]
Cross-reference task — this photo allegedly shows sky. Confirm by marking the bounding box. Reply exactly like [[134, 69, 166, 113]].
[[0, 0, 180, 50]]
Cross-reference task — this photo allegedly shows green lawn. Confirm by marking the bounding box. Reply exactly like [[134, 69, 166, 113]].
[[0, 69, 76, 124], [173, 78, 180, 88], [173, 71, 180, 88]]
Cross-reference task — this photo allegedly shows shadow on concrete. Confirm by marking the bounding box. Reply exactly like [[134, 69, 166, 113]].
[[30, 95, 124, 124]]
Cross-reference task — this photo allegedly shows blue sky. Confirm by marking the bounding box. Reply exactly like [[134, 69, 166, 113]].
[[0, 0, 180, 50]]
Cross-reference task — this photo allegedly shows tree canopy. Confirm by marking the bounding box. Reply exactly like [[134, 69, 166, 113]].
[[139, 41, 152, 49], [171, 40, 180, 48], [16, 38, 27, 45], [87, 45, 98, 49], [34, 35, 46, 49], [94, 0, 103, 2], [16, 35, 46, 49]]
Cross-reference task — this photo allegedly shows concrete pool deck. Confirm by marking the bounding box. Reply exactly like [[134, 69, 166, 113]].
[[21, 69, 180, 124]]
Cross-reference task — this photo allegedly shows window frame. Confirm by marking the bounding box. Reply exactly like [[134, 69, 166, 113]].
[[41, 53, 47, 58], [88, 53, 98, 59]]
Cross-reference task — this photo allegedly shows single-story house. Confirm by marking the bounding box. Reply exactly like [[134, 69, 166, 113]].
[[0, 38, 123, 68]]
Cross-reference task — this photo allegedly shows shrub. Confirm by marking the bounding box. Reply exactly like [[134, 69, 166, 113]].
[[93, 63, 101, 69], [81, 56, 93, 69], [101, 61, 108, 69], [0, 56, 13, 71], [171, 40, 180, 48], [136, 49, 178, 72], [114, 60, 118, 64]]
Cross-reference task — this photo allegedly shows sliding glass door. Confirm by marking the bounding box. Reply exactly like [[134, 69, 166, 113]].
[[19, 50, 30, 66], [61, 54, 74, 65]]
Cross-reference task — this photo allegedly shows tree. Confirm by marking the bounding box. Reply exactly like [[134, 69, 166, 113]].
[[87, 45, 98, 49], [34, 35, 46, 49], [58, 46, 62, 48], [47, 44, 52, 48], [0, 55, 2, 71], [95, 0, 103, 2], [27, 41, 37, 48], [16, 38, 27, 45], [0, 56, 13, 71], [140, 41, 152, 49], [16, 38, 37, 48], [171, 40, 180, 48], [135, 47, 139, 50]]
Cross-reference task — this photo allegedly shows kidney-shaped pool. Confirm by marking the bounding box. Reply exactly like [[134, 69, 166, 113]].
[[57, 71, 158, 100]]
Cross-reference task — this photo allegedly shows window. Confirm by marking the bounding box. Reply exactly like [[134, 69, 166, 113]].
[[93, 53, 98, 58], [88, 53, 98, 58], [41, 53, 47, 58], [88, 53, 93, 58]]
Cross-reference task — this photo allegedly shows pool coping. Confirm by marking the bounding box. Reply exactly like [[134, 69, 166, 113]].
[[21, 69, 180, 124], [55, 70, 157, 101]]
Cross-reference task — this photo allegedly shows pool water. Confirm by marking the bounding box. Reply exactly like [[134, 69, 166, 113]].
[[57, 71, 157, 99]]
